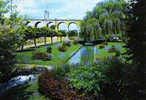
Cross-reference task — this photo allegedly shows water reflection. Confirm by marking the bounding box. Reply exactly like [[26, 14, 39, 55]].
[[0, 75, 36, 100], [69, 46, 97, 65]]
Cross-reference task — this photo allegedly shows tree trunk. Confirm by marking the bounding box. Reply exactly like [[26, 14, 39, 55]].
[[21, 44, 24, 51], [51, 36, 53, 45], [34, 38, 37, 48], [60, 36, 62, 42], [44, 36, 47, 45]]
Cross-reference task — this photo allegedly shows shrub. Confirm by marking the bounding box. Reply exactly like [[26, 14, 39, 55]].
[[67, 65, 104, 98], [0, 26, 17, 82], [38, 71, 77, 100], [103, 42, 108, 45], [58, 45, 67, 52], [52, 64, 72, 80], [125, 0, 146, 99], [99, 44, 105, 49], [108, 45, 116, 53], [98, 56, 131, 99], [63, 41, 71, 47], [38, 64, 89, 99], [32, 50, 51, 60], [46, 46, 52, 53], [73, 40, 78, 44], [73, 37, 80, 45]]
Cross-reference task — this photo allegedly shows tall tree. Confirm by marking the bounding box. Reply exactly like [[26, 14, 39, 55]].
[[80, 0, 126, 41], [125, 0, 146, 99]]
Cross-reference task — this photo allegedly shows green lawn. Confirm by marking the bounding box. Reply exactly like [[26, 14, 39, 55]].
[[95, 42, 126, 59], [16, 43, 81, 66]]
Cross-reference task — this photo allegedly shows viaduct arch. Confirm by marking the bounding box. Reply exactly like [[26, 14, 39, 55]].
[[24, 19, 82, 32]]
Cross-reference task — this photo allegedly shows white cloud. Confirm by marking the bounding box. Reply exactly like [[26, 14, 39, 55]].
[[13, 0, 100, 19]]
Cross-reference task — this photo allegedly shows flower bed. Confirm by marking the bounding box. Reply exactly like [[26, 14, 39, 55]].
[[58, 45, 67, 52], [63, 41, 71, 47], [38, 71, 85, 100], [73, 40, 78, 44], [108, 47, 116, 53], [32, 50, 51, 60]]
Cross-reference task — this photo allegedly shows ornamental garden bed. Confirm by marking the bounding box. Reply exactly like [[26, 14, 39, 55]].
[[16, 42, 81, 66]]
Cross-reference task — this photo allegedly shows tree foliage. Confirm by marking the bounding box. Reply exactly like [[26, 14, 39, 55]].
[[124, 0, 146, 99], [80, 0, 126, 41], [0, 25, 17, 82]]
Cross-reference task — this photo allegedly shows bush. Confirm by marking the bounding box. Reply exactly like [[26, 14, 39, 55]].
[[38, 64, 90, 99], [63, 41, 71, 47], [39, 71, 78, 99], [0, 26, 17, 82], [32, 50, 51, 60], [73, 37, 80, 44], [58, 45, 67, 52], [67, 65, 104, 99], [73, 40, 78, 44], [99, 44, 105, 49], [98, 56, 131, 99], [108, 45, 116, 53], [46, 46, 52, 53]]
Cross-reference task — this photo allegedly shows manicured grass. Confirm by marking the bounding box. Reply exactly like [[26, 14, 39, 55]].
[[16, 42, 81, 66], [95, 42, 126, 59]]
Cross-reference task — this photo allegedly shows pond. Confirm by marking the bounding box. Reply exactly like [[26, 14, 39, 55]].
[[0, 74, 35, 94], [69, 42, 123, 65], [69, 46, 98, 65], [0, 74, 49, 100]]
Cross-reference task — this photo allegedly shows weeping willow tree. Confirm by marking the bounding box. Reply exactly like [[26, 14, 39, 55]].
[[80, 0, 126, 41]]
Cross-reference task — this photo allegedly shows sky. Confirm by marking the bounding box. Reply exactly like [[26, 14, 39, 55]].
[[12, 0, 101, 30], [13, 0, 101, 19]]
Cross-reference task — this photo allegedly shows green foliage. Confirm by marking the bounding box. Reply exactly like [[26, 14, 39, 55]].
[[52, 64, 72, 80], [58, 45, 67, 52], [0, 25, 17, 82], [126, 0, 146, 66], [46, 46, 52, 53], [0, 0, 9, 18], [68, 30, 78, 37], [80, 0, 126, 42], [67, 66, 104, 95], [38, 70, 77, 100], [58, 30, 66, 36], [98, 56, 130, 99], [124, 0, 146, 99], [32, 50, 48, 60]]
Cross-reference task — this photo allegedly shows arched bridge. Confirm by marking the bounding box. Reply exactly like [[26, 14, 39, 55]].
[[24, 19, 82, 32]]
